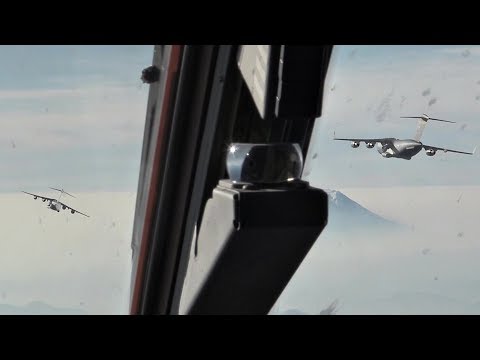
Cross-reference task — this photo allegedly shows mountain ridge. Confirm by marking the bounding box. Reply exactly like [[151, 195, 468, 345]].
[[0, 300, 87, 315], [324, 189, 405, 232]]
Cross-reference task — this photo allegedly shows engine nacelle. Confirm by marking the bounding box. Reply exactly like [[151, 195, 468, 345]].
[[351, 141, 360, 148], [71, 210, 75, 214], [34, 196, 37, 200], [42, 199, 46, 202], [366, 142, 375, 148], [62, 205, 67, 210], [426, 149, 436, 156]]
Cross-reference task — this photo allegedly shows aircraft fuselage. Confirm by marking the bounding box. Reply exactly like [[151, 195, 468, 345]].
[[48, 200, 60, 212], [376, 139, 423, 160], [334, 114, 474, 159], [23, 188, 89, 217]]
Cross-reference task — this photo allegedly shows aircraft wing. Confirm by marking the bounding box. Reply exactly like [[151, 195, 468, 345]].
[[422, 144, 476, 155], [333, 134, 393, 144], [22, 191, 55, 202], [58, 201, 90, 217]]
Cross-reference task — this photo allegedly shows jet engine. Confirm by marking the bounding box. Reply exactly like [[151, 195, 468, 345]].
[[42, 199, 46, 202], [426, 149, 436, 156], [366, 142, 375, 148], [71, 210, 75, 214], [34, 196, 37, 200], [351, 141, 360, 148], [62, 205, 67, 210]]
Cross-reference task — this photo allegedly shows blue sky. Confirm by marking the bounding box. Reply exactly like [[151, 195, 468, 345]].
[[6, 45, 479, 191], [0, 46, 151, 90], [0, 46, 153, 314], [8, 45, 480, 193], [0, 45, 153, 193], [304, 45, 480, 188]]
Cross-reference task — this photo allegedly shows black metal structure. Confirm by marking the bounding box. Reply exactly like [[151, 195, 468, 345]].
[[179, 180, 328, 315], [130, 45, 334, 315]]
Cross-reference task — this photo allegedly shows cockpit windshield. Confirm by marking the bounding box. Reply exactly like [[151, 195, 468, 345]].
[[273, 45, 480, 315]]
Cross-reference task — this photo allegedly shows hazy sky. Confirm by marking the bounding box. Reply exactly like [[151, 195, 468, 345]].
[[276, 45, 480, 314], [304, 45, 480, 189], [0, 45, 153, 193], [1, 191, 136, 314], [0, 46, 153, 314], [7, 45, 480, 314]]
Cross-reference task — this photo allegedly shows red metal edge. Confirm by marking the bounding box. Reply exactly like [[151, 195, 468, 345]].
[[130, 45, 183, 315]]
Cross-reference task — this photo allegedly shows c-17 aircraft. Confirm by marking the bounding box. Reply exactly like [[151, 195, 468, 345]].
[[22, 187, 89, 217], [334, 113, 476, 160]]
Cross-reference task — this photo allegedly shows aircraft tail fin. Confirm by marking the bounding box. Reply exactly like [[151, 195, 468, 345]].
[[414, 118, 428, 141]]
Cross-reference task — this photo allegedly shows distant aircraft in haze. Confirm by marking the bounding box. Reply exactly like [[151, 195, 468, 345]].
[[334, 113, 475, 160], [22, 187, 89, 217]]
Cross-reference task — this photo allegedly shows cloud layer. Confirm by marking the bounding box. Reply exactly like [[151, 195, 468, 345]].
[[0, 45, 152, 192]]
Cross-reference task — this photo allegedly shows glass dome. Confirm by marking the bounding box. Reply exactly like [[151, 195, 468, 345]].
[[226, 143, 303, 184]]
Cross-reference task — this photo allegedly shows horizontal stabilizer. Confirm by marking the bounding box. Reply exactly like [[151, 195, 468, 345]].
[[400, 115, 455, 123], [49, 187, 75, 198]]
